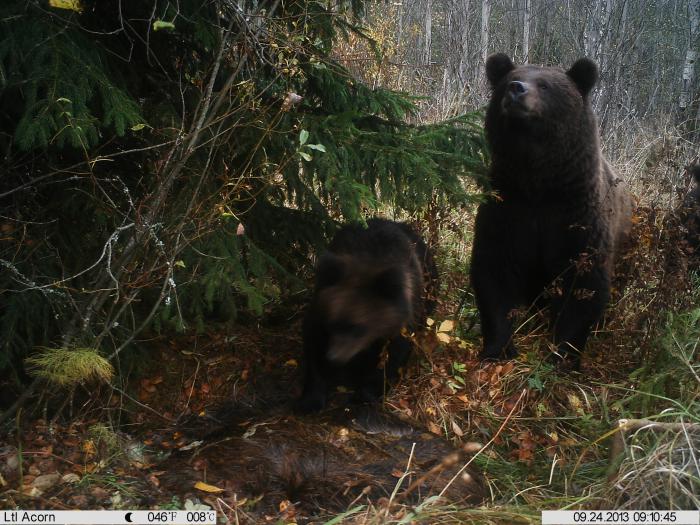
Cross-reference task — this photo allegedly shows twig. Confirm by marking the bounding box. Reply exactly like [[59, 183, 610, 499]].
[[382, 442, 416, 517], [109, 385, 174, 422]]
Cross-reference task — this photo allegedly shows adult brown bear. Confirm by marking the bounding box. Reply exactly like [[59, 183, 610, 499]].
[[682, 163, 700, 267], [470, 54, 632, 369]]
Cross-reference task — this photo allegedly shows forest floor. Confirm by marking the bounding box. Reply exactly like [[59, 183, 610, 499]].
[[1, 206, 699, 524], [0, 322, 639, 523]]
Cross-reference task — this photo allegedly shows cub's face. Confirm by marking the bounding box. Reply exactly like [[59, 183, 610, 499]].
[[486, 54, 598, 122], [315, 254, 412, 364]]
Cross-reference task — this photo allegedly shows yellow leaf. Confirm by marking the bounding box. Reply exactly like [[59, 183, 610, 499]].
[[194, 481, 224, 493], [463, 442, 483, 453], [436, 332, 451, 344], [82, 439, 96, 456], [426, 317, 435, 327], [49, 0, 83, 12], [284, 359, 298, 367], [567, 393, 585, 415], [437, 320, 454, 332]]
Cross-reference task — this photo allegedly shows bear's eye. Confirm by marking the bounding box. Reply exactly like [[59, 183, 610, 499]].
[[538, 81, 548, 90]]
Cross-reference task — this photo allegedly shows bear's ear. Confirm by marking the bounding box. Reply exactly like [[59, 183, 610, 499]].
[[690, 164, 700, 184], [372, 267, 405, 301], [566, 58, 598, 97], [316, 254, 344, 288], [486, 53, 515, 88]]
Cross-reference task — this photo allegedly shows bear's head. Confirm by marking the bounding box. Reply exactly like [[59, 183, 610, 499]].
[[486, 54, 598, 123], [315, 253, 413, 364]]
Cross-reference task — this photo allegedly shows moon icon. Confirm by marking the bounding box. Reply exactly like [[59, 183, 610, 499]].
[[125, 512, 133, 523]]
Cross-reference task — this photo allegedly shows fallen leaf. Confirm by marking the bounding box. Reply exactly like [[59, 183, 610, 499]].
[[49, 0, 83, 13], [82, 440, 96, 456], [567, 393, 584, 415], [22, 486, 43, 497], [90, 486, 109, 500], [32, 473, 60, 491], [194, 481, 224, 493], [61, 473, 80, 484], [451, 421, 464, 437], [462, 442, 483, 454], [436, 332, 451, 343], [437, 320, 454, 332], [148, 473, 161, 488], [284, 359, 298, 367]]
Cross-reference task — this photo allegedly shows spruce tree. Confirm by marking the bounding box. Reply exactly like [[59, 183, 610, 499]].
[[0, 0, 487, 401]]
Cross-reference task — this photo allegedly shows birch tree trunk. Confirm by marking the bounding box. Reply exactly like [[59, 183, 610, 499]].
[[522, 0, 531, 63], [424, 0, 433, 65], [480, 0, 490, 83], [679, 0, 699, 110]]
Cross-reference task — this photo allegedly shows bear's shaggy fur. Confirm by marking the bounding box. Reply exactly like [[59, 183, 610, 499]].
[[470, 53, 633, 368], [298, 219, 437, 413], [682, 164, 700, 265]]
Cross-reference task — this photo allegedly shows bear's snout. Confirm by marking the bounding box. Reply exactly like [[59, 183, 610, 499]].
[[502, 80, 532, 116], [508, 80, 528, 100]]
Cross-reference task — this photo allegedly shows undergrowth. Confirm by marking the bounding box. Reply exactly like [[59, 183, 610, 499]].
[[315, 144, 700, 523]]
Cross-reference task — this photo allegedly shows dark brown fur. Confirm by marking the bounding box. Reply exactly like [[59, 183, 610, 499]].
[[681, 163, 700, 267], [471, 54, 633, 367], [299, 219, 437, 413]]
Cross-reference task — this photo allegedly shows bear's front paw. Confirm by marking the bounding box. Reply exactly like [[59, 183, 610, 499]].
[[295, 392, 327, 414], [352, 382, 384, 405], [479, 342, 517, 361]]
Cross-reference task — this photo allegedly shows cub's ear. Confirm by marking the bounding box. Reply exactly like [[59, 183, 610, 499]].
[[316, 254, 344, 288], [486, 53, 515, 88], [372, 267, 405, 301], [567, 58, 598, 97]]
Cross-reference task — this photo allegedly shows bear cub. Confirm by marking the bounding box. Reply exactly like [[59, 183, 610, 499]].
[[470, 54, 632, 368], [298, 218, 437, 413]]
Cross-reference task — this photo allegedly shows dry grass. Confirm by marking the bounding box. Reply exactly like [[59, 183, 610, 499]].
[[608, 425, 700, 510], [25, 346, 114, 386]]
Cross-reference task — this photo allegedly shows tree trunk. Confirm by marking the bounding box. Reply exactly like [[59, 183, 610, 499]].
[[680, 0, 699, 109], [480, 0, 490, 83], [522, 0, 531, 63], [424, 0, 433, 65], [457, 0, 472, 90]]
